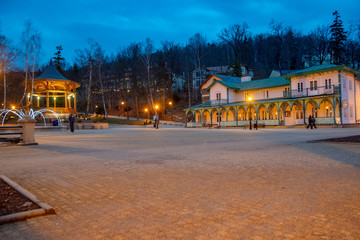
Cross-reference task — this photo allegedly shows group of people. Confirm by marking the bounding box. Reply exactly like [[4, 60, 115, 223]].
[[306, 115, 317, 129]]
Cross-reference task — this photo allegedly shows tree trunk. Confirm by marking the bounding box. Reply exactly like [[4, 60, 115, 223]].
[[98, 63, 108, 118], [135, 95, 139, 120], [3, 69, 6, 109], [86, 62, 93, 116]]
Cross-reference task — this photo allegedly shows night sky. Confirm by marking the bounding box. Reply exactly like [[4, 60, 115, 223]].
[[1, 0, 359, 65]]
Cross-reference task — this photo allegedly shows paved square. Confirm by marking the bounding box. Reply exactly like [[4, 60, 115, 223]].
[[1, 126, 360, 239]]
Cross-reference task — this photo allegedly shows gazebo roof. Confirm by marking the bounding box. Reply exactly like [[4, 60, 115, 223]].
[[36, 63, 69, 81]]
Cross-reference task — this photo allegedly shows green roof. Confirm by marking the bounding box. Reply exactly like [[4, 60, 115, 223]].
[[36, 63, 69, 80], [284, 64, 360, 78], [206, 76, 289, 91]]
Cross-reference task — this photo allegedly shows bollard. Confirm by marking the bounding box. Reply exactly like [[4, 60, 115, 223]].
[[17, 116, 38, 145]]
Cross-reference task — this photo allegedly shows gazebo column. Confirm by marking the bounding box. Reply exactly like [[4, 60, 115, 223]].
[[46, 91, 49, 108], [65, 92, 68, 109], [74, 93, 77, 111], [37, 96, 40, 108]]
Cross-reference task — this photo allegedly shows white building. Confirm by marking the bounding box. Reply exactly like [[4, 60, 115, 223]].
[[185, 64, 360, 127]]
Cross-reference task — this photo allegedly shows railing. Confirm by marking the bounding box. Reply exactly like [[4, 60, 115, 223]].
[[219, 121, 236, 127], [284, 85, 339, 98], [257, 119, 279, 126], [311, 117, 335, 125], [202, 99, 228, 107], [186, 122, 202, 128]]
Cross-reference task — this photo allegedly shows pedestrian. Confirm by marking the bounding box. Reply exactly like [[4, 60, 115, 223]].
[[153, 113, 157, 128], [306, 115, 312, 129], [69, 113, 75, 133], [154, 112, 159, 129], [311, 115, 317, 129]]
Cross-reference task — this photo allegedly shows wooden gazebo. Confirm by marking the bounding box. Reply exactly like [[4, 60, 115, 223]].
[[26, 63, 81, 114]]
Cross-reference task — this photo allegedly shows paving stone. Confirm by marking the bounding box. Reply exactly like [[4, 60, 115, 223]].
[[0, 126, 360, 239]]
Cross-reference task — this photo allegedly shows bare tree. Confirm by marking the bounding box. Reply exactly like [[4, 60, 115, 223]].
[[20, 20, 41, 108], [161, 41, 180, 99], [141, 38, 155, 113], [0, 35, 17, 109], [94, 44, 108, 118], [270, 19, 288, 72], [188, 33, 206, 101], [309, 25, 331, 65], [218, 23, 249, 68], [75, 39, 96, 116]]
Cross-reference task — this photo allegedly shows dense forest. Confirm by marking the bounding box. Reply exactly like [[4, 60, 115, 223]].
[[1, 11, 359, 119]]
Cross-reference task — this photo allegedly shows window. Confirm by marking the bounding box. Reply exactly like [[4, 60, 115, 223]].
[[263, 90, 269, 99], [325, 79, 328, 89], [314, 81, 317, 90], [216, 93, 221, 100], [244, 92, 249, 100], [329, 79, 332, 89], [349, 80, 352, 90], [298, 82, 303, 92], [343, 79, 346, 89], [350, 105, 353, 118], [310, 81, 314, 91]]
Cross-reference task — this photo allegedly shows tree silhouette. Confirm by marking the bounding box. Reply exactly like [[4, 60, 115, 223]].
[[330, 11, 347, 65]]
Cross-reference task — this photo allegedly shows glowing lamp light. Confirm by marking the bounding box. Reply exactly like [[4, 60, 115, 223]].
[[121, 101, 125, 105], [37, 97, 40, 100], [247, 97, 252, 101], [54, 97, 56, 100], [11, 106, 15, 110], [145, 108, 148, 112], [326, 106, 329, 109], [155, 105, 159, 110], [95, 105, 98, 108], [168, 101, 172, 105]]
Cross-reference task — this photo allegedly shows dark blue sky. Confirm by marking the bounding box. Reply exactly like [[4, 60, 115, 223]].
[[1, 0, 359, 65]]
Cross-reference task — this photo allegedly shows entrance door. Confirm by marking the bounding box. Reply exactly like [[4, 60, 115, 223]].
[[295, 109, 304, 125]]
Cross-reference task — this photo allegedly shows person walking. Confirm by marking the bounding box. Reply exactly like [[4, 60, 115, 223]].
[[69, 113, 75, 133], [306, 115, 312, 129], [154, 112, 159, 129], [311, 115, 317, 129]]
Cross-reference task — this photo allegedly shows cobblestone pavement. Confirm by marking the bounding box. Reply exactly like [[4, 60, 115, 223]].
[[1, 126, 360, 240]]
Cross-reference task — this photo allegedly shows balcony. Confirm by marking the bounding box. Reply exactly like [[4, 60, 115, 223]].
[[202, 99, 228, 107], [283, 85, 339, 98]]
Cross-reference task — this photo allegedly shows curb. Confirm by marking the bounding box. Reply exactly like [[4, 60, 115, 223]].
[[0, 175, 55, 225]]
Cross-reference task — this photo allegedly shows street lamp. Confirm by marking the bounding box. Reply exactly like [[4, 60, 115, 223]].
[[144, 108, 150, 123], [247, 97, 252, 130]]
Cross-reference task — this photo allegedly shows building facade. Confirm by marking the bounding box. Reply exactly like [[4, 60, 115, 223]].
[[185, 64, 360, 127]]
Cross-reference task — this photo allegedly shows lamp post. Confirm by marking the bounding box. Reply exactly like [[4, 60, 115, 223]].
[[121, 101, 129, 120], [144, 108, 150, 123], [247, 97, 252, 130]]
